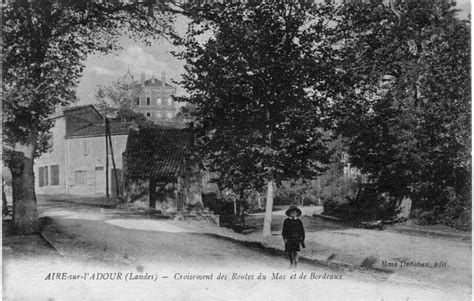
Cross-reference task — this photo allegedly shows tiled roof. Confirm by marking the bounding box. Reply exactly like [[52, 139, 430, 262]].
[[125, 126, 193, 179], [67, 122, 132, 138], [64, 104, 103, 116], [144, 77, 174, 88]]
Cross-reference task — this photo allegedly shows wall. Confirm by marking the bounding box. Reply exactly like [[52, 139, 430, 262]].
[[66, 134, 128, 196], [124, 170, 203, 213], [181, 159, 203, 209], [65, 107, 102, 136], [136, 85, 181, 123], [124, 178, 150, 207], [35, 117, 68, 195]]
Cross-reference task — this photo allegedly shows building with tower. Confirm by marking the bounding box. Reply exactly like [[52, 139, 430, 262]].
[[121, 69, 183, 126]]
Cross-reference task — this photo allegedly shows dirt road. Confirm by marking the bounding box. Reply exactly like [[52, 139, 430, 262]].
[[2, 201, 469, 300]]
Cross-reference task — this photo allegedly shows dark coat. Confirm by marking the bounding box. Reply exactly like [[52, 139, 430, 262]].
[[282, 218, 305, 252]]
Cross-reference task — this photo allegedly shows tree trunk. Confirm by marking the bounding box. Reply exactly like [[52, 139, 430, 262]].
[[239, 189, 245, 227], [7, 150, 40, 235], [2, 182, 8, 216], [263, 180, 274, 237]]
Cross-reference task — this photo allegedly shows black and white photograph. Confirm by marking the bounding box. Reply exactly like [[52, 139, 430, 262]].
[[1, 0, 471, 300]]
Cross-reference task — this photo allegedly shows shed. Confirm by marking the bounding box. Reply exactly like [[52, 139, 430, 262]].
[[123, 126, 202, 212]]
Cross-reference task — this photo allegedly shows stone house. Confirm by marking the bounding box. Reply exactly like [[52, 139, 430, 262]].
[[35, 105, 131, 198], [122, 126, 203, 214]]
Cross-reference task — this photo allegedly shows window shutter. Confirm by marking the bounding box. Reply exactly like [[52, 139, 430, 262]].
[[51, 165, 59, 186], [44, 166, 49, 186], [39, 167, 44, 187]]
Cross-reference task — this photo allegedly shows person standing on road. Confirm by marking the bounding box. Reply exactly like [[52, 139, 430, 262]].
[[282, 206, 305, 269]]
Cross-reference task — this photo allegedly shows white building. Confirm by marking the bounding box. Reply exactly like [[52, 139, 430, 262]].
[[35, 105, 131, 198]]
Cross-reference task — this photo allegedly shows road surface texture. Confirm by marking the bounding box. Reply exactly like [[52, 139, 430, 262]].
[[3, 201, 470, 300], [199, 209, 471, 296]]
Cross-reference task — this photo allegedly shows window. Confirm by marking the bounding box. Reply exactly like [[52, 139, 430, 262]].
[[83, 140, 90, 156], [146, 97, 151, 105], [157, 98, 162, 105], [39, 166, 49, 187], [166, 111, 173, 119], [146, 112, 151, 118], [135, 98, 139, 106], [74, 171, 87, 185], [39, 167, 44, 187], [51, 165, 59, 186], [168, 97, 173, 106], [156, 111, 162, 119], [48, 134, 54, 153]]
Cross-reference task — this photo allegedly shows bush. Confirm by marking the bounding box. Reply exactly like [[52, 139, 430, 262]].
[[412, 208, 440, 225], [322, 198, 343, 216], [273, 193, 300, 206], [320, 175, 358, 216], [324, 184, 399, 222], [411, 187, 471, 231], [439, 187, 471, 231], [202, 192, 234, 216], [320, 177, 357, 206]]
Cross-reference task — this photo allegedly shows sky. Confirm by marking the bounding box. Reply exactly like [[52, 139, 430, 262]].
[[76, 16, 189, 105], [76, 1, 471, 106]]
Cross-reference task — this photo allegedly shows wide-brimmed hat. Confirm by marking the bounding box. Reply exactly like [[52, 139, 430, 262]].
[[285, 206, 302, 217]]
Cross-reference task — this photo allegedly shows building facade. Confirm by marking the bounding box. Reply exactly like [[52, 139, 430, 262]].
[[35, 112, 68, 195], [122, 70, 182, 125], [123, 126, 203, 213], [35, 105, 131, 198], [65, 122, 130, 197]]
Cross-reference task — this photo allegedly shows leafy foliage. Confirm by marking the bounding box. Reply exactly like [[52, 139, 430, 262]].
[[175, 2, 337, 194], [95, 77, 154, 126], [3, 0, 172, 150], [331, 1, 470, 227], [323, 183, 400, 222], [2, 0, 174, 232], [96, 77, 143, 114]]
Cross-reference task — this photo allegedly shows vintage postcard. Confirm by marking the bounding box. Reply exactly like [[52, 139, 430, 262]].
[[2, 0, 471, 300]]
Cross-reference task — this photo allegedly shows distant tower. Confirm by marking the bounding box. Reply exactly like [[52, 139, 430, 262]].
[[122, 67, 134, 84]]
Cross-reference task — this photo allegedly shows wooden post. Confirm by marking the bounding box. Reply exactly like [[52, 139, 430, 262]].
[[106, 120, 120, 199], [149, 179, 156, 209]]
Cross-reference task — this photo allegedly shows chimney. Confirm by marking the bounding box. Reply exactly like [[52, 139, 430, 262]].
[[162, 71, 166, 88], [141, 72, 145, 86]]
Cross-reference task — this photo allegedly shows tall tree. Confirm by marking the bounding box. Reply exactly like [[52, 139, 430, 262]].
[[95, 76, 155, 126], [331, 1, 470, 225], [176, 2, 336, 236], [2, 0, 172, 234], [96, 75, 143, 115]]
